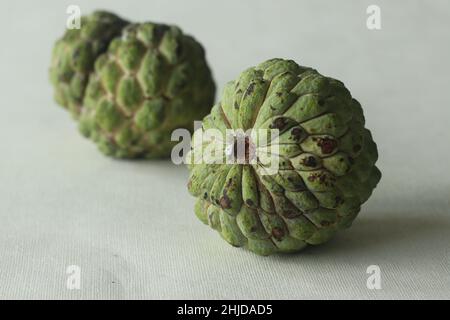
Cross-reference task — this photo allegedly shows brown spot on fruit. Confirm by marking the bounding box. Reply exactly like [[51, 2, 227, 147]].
[[290, 127, 303, 141], [317, 138, 337, 154], [307, 172, 335, 187], [246, 82, 256, 95], [219, 195, 231, 209], [271, 227, 284, 241], [302, 156, 317, 167], [320, 220, 331, 227], [334, 196, 344, 207], [270, 117, 287, 130], [245, 199, 254, 206]]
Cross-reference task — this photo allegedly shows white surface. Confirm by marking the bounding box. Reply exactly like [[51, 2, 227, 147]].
[[1, 0, 449, 299]]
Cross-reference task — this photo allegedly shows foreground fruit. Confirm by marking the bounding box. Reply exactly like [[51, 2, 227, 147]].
[[50, 11, 215, 158], [187, 58, 381, 255]]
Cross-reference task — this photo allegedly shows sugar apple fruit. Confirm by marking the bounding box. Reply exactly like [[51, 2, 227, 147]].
[[187, 58, 381, 256], [49, 11, 129, 118], [50, 11, 215, 158]]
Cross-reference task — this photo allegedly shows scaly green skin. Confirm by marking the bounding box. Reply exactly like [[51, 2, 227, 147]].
[[79, 22, 215, 158], [49, 11, 129, 118], [187, 58, 381, 256]]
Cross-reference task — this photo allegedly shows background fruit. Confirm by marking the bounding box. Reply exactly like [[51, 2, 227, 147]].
[[50, 11, 215, 158], [187, 58, 381, 255], [49, 11, 129, 118], [79, 22, 215, 158]]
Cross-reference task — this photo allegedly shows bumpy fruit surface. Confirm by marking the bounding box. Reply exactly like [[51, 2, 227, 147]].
[[187, 58, 381, 255], [79, 23, 215, 158], [49, 11, 129, 118], [50, 12, 215, 158]]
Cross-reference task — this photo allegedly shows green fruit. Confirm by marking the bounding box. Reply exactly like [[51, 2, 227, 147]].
[[50, 12, 216, 158], [187, 58, 381, 255], [49, 11, 129, 118]]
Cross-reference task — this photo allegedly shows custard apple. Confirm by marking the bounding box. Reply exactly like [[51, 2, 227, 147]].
[[49, 11, 129, 118], [187, 58, 381, 255], [50, 11, 216, 158]]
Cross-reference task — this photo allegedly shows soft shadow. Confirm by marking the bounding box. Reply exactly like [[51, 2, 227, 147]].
[[277, 211, 450, 259], [109, 157, 189, 176]]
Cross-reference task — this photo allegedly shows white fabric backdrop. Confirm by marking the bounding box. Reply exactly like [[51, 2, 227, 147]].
[[0, 0, 449, 299]]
